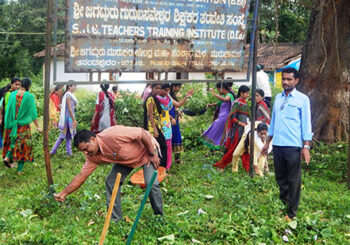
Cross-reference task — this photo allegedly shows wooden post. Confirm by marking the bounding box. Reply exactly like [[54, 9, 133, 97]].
[[99, 173, 122, 245], [43, 0, 54, 186]]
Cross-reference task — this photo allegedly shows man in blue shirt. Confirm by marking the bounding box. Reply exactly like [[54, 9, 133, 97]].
[[262, 67, 313, 221]]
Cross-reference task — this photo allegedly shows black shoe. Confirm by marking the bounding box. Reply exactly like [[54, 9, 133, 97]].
[[3, 158, 11, 168]]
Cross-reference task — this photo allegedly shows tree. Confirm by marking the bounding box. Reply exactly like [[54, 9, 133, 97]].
[[0, 0, 65, 80], [258, 0, 311, 43], [299, 0, 350, 142]]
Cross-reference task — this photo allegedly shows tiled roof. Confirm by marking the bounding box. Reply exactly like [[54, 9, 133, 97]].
[[33, 43, 65, 58], [245, 43, 303, 70]]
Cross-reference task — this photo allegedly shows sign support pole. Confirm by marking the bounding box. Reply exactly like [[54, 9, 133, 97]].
[[249, 0, 260, 177], [43, 0, 54, 187], [348, 80, 350, 190]]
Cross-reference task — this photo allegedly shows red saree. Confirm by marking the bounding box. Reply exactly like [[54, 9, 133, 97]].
[[214, 98, 250, 169]]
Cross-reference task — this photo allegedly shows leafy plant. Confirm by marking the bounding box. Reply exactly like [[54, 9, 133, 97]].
[[115, 91, 143, 127]]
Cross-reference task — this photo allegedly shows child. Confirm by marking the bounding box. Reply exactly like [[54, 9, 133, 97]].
[[232, 122, 271, 176]]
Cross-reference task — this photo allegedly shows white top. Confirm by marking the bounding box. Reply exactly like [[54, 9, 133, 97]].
[[96, 94, 111, 131], [256, 70, 272, 97]]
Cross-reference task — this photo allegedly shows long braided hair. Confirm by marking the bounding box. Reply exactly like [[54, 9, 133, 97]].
[[100, 84, 114, 109]]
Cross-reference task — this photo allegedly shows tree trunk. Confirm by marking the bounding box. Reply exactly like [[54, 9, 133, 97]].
[[299, 0, 350, 143]]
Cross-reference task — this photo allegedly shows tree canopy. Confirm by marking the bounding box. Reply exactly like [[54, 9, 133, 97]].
[[0, 0, 65, 80]]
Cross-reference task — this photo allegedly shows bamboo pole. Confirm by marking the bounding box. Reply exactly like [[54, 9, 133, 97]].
[[126, 170, 158, 245], [99, 173, 122, 245]]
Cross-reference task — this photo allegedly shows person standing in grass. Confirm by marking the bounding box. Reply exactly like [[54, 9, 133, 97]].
[[0, 77, 22, 131], [90, 84, 116, 134], [54, 126, 163, 223], [257, 64, 272, 108], [142, 83, 152, 102], [49, 86, 62, 127], [157, 83, 193, 170], [255, 89, 270, 124], [169, 83, 185, 164], [262, 67, 312, 221], [200, 82, 235, 150], [50, 85, 78, 157], [143, 83, 167, 168], [213, 85, 250, 170], [2, 78, 42, 173]]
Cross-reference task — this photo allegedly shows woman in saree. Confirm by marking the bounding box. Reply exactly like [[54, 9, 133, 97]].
[[49, 85, 62, 127], [3, 78, 42, 174], [50, 85, 78, 156], [0, 77, 21, 149], [213, 85, 250, 169], [157, 83, 193, 170], [200, 82, 235, 150], [169, 83, 184, 164], [142, 83, 152, 102], [256, 89, 270, 124], [91, 84, 116, 134], [143, 83, 168, 168]]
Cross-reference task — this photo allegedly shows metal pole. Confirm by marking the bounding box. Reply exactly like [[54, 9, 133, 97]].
[[126, 171, 158, 245], [53, 78, 249, 86], [43, 0, 54, 186], [348, 81, 350, 190], [249, 0, 260, 177], [53, 0, 58, 82]]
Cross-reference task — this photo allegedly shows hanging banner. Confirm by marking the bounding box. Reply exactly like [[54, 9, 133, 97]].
[[65, 0, 250, 73]]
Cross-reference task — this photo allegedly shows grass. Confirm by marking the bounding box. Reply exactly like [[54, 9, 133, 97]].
[[0, 137, 349, 244]]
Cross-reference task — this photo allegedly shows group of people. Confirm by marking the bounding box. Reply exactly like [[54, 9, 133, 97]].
[[2, 67, 312, 224], [200, 81, 271, 176], [0, 77, 41, 174], [143, 83, 194, 170], [49, 84, 119, 157]]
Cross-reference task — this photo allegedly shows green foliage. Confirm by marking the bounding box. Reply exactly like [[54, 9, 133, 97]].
[[181, 83, 211, 114], [307, 142, 348, 182], [0, 73, 44, 116], [75, 90, 96, 131], [0, 142, 349, 244], [0, 0, 65, 80], [115, 91, 143, 127], [0, 82, 349, 243], [271, 85, 283, 105], [258, 0, 311, 43]]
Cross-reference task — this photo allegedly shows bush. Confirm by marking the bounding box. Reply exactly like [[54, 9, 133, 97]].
[[75, 90, 96, 131], [115, 91, 143, 127]]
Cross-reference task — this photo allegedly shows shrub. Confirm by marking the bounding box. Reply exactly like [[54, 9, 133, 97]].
[[75, 90, 96, 131], [115, 91, 143, 127]]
